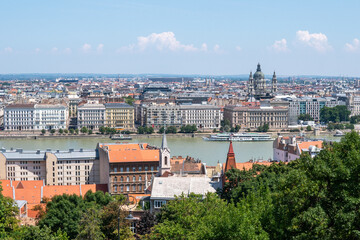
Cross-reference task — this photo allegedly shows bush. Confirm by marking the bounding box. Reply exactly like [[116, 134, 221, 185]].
[[41, 129, 46, 134], [50, 129, 56, 134], [69, 129, 74, 134], [80, 127, 88, 134], [88, 130, 93, 135], [58, 128, 63, 134], [306, 125, 312, 131], [64, 129, 69, 134]]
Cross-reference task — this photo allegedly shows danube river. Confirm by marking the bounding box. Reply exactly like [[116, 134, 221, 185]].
[[0, 136, 273, 166]]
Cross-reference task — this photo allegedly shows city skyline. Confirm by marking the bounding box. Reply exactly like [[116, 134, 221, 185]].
[[1, 0, 360, 76]]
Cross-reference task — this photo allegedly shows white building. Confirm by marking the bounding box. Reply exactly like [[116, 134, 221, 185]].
[[77, 101, 105, 130], [288, 97, 346, 124], [34, 104, 68, 130], [142, 103, 221, 130], [4, 104, 35, 131]]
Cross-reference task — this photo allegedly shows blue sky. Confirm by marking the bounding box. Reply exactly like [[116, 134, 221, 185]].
[[0, 0, 360, 76]]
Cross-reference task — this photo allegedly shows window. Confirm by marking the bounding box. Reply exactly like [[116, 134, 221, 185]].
[[145, 166, 148, 171], [165, 156, 168, 165], [133, 176, 136, 182], [127, 176, 129, 182], [120, 167, 123, 172], [133, 167, 136, 172], [126, 185, 130, 192], [151, 166, 154, 171], [114, 177, 117, 182], [120, 185, 124, 192], [154, 200, 166, 208], [139, 166, 142, 171], [139, 176, 142, 181], [114, 185, 118, 192], [139, 185, 142, 192], [121, 176, 123, 182], [126, 167, 130, 172], [114, 167, 117, 173], [132, 185, 136, 191]]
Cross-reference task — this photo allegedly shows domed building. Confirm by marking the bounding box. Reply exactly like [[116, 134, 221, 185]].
[[248, 63, 277, 100]]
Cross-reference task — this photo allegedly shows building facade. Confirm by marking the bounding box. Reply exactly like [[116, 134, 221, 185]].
[[34, 104, 68, 130], [142, 104, 221, 129], [104, 103, 135, 130], [288, 97, 346, 124], [77, 101, 105, 130], [0, 148, 100, 185], [4, 104, 35, 131], [224, 105, 288, 130]]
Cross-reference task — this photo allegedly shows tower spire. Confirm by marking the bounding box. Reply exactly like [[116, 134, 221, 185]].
[[161, 130, 168, 149], [224, 141, 236, 172]]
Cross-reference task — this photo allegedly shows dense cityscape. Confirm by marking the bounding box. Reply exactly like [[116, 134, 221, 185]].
[[2, 0, 360, 239]]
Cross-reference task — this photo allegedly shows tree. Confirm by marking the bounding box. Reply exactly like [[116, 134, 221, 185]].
[[157, 127, 165, 134], [69, 129, 74, 134], [165, 126, 177, 134], [50, 129, 56, 134], [58, 129, 63, 134], [41, 129, 46, 135], [99, 126, 105, 134], [88, 130, 93, 135], [149, 193, 269, 239], [320, 105, 351, 123], [15, 226, 68, 240], [257, 123, 269, 132], [298, 114, 314, 121], [0, 184, 19, 236], [75, 129, 79, 135], [75, 207, 104, 240], [63, 129, 68, 134], [350, 115, 360, 124], [80, 127, 88, 134], [145, 127, 154, 134], [135, 211, 156, 237], [124, 96, 135, 106], [306, 125, 312, 131]]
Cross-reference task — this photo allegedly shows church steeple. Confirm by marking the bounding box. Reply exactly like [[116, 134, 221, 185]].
[[272, 71, 277, 93], [159, 130, 171, 176], [256, 63, 261, 72], [161, 131, 168, 150], [224, 141, 236, 172]]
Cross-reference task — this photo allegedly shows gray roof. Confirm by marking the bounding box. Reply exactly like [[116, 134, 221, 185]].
[[54, 150, 97, 160], [104, 103, 133, 108], [2, 151, 47, 160], [150, 177, 221, 200]]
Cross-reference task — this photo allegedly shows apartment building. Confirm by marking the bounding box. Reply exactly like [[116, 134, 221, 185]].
[[224, 105, 288, 130], [4, 103, 68, 131], [288, 97, 346, 124], [4, 104, 35, 131], [0, 148, 100, 186], [77, 101, 105, 130], [97, 133, 171, 195], [142, 103, 221, 130], [34, 104, 68, 130], [104, 103, 135, 130]]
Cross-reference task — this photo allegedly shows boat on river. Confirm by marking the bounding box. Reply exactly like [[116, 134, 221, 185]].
[[203, 132, 274, 142], [110, 134, 132, 140], [333, 130, 345, 137]]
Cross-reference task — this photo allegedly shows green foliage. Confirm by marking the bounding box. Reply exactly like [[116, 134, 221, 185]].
[[350, 115, 360, 124], [75, 129, 79, 134], [290, 128, 300, 132], [80, 127, 88, 134], [0, 184, 19, 236], [69, 129, 74, 134], [58, 129, 63, 134], [306, 125, 312, 131], [75, 207, 104, 240], [135, 211, 156, 236], [9, 226, 68, 240], [41, 129, 46, 134], [138, 126, 154, 134], [124, 96, 135, 106], [327, 122, 354, 130], [180, 124, 197, 133], [50, 129, 56, 134], [149, 193, 269, 240], [320, 105, 351, 123], [298, 113, 314, 121], [88, 129, 93, 135], [257, 123, 269, 132], [165, 126, 177, 134]]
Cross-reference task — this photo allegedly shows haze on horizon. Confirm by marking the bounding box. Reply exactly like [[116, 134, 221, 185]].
[[0, 0, 359, 77]]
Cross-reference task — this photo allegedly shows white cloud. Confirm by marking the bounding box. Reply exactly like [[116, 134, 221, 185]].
[[4, 47, 13, 53], [213, 44, 223, 53], [97, 44, 104, 53], [64, 48, 72, 54], [235, 46, 242, 51], [35, 48, 41, 53], [51, 47, 58, 53], [119, 32, 204, 53], [345, 38, 360, 52], [271, 38, 289, 52], [201, 43, 208, 52], [82, 43, 91, 53], [296, 30, 331, 52]]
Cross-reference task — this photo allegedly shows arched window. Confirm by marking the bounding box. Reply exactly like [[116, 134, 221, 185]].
[[165, 156, 168, 165]]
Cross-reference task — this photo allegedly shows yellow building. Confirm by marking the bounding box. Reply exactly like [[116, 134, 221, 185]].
[[104, 103, 135, 130]]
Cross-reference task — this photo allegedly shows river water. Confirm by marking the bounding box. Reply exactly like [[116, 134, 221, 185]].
[[0, 136, 273, 166]]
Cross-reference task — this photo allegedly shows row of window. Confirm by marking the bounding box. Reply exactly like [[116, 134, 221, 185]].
[[113, 184, 143, 193], [112, 165, 158, 173]]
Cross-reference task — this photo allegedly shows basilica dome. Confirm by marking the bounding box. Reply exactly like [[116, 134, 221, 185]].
[[253, 63, 264, 79]]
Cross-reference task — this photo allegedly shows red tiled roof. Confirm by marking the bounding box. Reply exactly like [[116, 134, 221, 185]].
[[101, 143, 160, 163]]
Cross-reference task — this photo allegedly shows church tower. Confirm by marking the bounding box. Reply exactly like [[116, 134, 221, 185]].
[[272, 71, 277, 93], [159, 131, 171, 176], [222, 141, 237, 187], [248, 71, 254, 95]]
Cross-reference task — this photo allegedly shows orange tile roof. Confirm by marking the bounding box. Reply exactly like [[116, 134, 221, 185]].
[[43, 185, 81, 199], [235, 162, 273, 171], [297, 141, 323, 154], [101, 143, 160, 163], [0, 180, 14, 199]]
